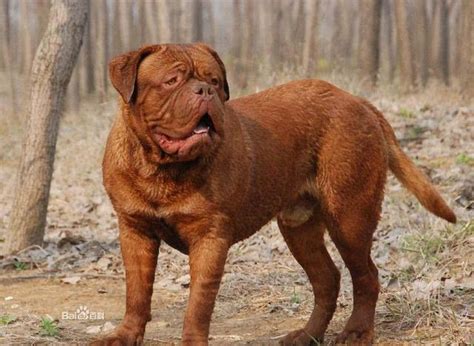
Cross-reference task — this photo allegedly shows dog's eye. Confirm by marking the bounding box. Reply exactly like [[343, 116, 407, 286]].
[[165, 77, 178, 86], [210, 78, 219, 86]]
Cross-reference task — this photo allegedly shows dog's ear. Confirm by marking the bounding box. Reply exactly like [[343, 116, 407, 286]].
[[194, 43, 230, 101], [109, 45, 157, 103]]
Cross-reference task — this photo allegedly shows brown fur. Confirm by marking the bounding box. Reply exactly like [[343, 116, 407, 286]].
[[92, 44, 456, 346]]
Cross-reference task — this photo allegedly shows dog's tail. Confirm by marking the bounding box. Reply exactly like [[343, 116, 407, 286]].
[[366, 101, 456, 223]]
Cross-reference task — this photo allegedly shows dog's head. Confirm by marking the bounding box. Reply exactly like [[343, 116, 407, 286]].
[[109, 43, 229, 163]]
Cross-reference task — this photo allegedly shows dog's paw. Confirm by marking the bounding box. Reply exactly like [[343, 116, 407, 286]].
[[279, 329, 322, 346], [90, 326, 144, 346], [335, 328, 373, 345]]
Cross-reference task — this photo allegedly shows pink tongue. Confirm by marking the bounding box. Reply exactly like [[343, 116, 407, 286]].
[[193, 123, 209, 134]]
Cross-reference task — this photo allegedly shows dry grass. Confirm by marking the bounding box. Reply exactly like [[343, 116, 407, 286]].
[[0, 70, 472, 344]]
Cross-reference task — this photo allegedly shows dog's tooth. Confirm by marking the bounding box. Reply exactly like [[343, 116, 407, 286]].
[[193, 126, 210, 134]]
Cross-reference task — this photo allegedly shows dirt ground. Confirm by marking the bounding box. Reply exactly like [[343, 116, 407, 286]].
[[0, 81, 473, 344]]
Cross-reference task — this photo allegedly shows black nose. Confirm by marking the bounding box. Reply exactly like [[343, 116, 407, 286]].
[[192, 83, 214, 98]]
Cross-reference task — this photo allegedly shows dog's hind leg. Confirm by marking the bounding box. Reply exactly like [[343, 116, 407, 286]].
[[323, 205, 381, 345], [318, 163, 386, 344], [311, 105, 388, 344], [278, 200, 340, 345]]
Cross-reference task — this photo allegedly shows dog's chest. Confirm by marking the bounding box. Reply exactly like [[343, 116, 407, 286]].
[[122, 188, 211, 254], [118, 174, 210, 222], [153, 194, 216, 253], [155, 193, 208, 219]]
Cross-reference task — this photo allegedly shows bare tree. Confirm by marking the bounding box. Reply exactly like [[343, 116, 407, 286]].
[[81, 0, 94, 94], [279, 1, 294, 65], [0, 0, 469, 103], [414, 0, 430, 86], [231, 0, 245, 88], [38, 1, 50, 30], [20, 0, 33, 74], [5, 0, 88, 255], [94, 0, 108, 101], [158, 0, 172, 43], [170, 0, 180, 42], [380, 0, 396, 82], [0, 0, 16, 113], [203, 0, 216, 46], [145, 1, 159, 43], [110, 0, 121, 57], [302, 0, 318, 75], [429, 0, 450, 84], [232, 0, 242, 58], [460, 0, 473, 98], [394, 0, 416, 89], [118, 0, 132, 50], [242, 0, 256, 67], [192, 0, 204, 42], [67, 64, 81, 111], [331, 0, 356, 67], [179, 0, 192, 42], [259, 0, 272, 66], [451, 1, 463, 80], [292, 0, 305, 67], [358, 0, 382, 87], [135, 0, 145, 45], [271, 0, 284, 66]]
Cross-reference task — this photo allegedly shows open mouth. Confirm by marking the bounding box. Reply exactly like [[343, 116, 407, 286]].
[[192, 112, 214, 135], [153, 112, 216, 158]]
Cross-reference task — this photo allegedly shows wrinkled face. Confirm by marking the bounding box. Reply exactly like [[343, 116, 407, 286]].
[[109, 44, 230, 163]]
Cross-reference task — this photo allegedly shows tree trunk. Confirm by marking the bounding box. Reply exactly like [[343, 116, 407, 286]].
[[81, 0, 94, 94], [0, 0, 16, 114], [358, 0, 382, 87], [135, 0, 145, 45], [331, 0, 355, 67], [0, 0, 6, 69], [302, 0, 318, 75], [380, 0, 396, 82], [232, 0, 242, 58], [292, 0, 305, 66], [242, 0, 256, 66], [394, 0, 416, 90], [20, 0, 33, 74], [203, 0, 215, 46], [232, 0, 245, 88], [170, 0, 180, 42], [67, 64, 81, 111], [5, 0, 88, 255], [271, 0, 284, 67], [95, 0, 108, 101], [179, 0, 192, 42], [416, 0, 430, 86], [158, 0, 172, 43], [451, 1, 462, 80], [460, 0, 473, 98], [259, 0, 272, 66], [118, 0, 132, 50], [279, 1, 293, 65], [145, 1, 158, 43], [37, 1, 50, 29], [191, 0, 204, 42], [429, 0, 450, 84], [111, 0, 121, 57]]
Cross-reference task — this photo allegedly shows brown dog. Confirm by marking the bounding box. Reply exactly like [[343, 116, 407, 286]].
[[96, 43, 456, 345]]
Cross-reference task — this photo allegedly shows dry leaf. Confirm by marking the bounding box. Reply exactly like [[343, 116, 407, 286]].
[[85, 325, 102, 334], [61, 276, 81, 285]]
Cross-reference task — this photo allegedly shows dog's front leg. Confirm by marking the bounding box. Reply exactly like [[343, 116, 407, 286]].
[[182, 233, 230, 345], [92, 216, 160, 345]]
